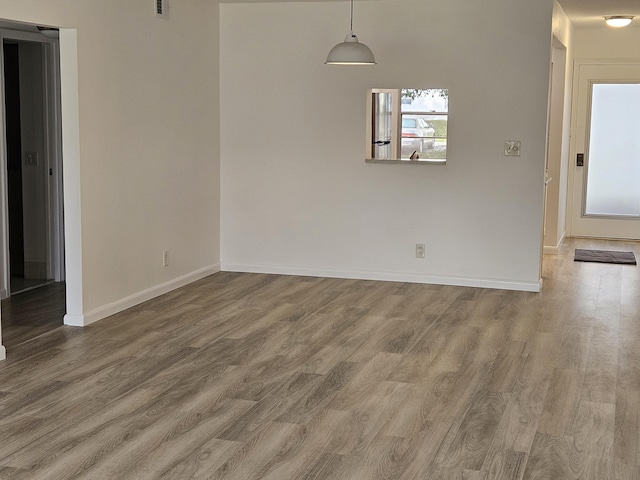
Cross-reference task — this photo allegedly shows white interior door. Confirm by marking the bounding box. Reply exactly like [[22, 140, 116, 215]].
[[569, 61, 640, 239]]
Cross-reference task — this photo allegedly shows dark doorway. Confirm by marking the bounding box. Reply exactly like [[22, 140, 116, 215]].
[[3, 43, 25, 281], [2, 39, 57, 295], [1, 29, 65, 355]]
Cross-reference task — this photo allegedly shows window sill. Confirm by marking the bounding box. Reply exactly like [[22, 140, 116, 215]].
[[365, 158, 446, 165]]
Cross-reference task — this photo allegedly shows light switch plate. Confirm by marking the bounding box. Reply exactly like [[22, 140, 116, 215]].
[[25, 151, 39, 166], [504, 141, 521, 156]]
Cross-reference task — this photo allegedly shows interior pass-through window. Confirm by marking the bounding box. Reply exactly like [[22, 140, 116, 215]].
[[367, 88, 448, 163]]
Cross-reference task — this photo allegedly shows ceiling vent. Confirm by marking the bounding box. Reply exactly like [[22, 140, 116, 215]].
[[155, 0, 169, 19]]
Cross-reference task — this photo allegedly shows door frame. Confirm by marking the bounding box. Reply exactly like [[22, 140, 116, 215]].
[[0, 28, 64, 299], [543, 39, 568, 255], [1, 24, 84, 360], [567, 59, 640, 239]]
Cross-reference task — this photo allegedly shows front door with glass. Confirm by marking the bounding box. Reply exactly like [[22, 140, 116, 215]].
[[570, 62, 640, 239]]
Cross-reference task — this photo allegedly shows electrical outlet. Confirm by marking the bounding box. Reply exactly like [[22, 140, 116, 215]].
[[163, 250, 169, 267], [416, 244, 425, 258]]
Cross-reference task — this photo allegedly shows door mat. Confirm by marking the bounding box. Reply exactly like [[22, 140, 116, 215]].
[[574, 249, 637, 265]]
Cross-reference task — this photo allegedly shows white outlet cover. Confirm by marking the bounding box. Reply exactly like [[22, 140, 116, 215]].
[[504, 141, 521, 156]]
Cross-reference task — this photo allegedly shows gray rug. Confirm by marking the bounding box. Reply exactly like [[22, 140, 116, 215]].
[[574, 249, 637, 265]]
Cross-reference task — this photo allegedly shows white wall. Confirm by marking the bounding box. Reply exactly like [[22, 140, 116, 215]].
[[220, 0, 554, 291], [0, 0, 220, 341], [573, 26, 640, 59]]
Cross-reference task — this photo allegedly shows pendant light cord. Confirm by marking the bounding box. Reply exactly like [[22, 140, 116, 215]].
[[350, 0, 354, 34]]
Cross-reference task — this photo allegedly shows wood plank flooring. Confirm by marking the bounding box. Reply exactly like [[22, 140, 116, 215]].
[[1, 238, 640, 479], [1, 282, 65, 349]]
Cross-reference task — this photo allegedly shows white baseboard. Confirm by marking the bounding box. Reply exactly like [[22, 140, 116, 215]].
[[543, 232, 566, 255], [63, 313, 86, 327], [66, 263, 221, 327], [0, 344, 6, 361], [221, 262, 541, 293]]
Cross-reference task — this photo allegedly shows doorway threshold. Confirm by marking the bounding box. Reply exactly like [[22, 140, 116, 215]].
[[10, 277, 54, 295]]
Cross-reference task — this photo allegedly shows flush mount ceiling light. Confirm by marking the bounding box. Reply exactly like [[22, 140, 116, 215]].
[[604, 16, 634, 27], [325, 0, 376, 65], [37, 26, 59, 39]]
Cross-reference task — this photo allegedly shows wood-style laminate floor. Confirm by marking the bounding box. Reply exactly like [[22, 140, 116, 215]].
[[1, 238, 639, 479], [1, 282, 65, 350]]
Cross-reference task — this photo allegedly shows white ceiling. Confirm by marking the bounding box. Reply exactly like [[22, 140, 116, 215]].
[[557, 0, 640, 28]]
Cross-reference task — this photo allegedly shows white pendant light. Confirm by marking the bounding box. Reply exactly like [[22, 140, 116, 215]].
[[604, 16, 634, 27], [325, 0, 376, 65]]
